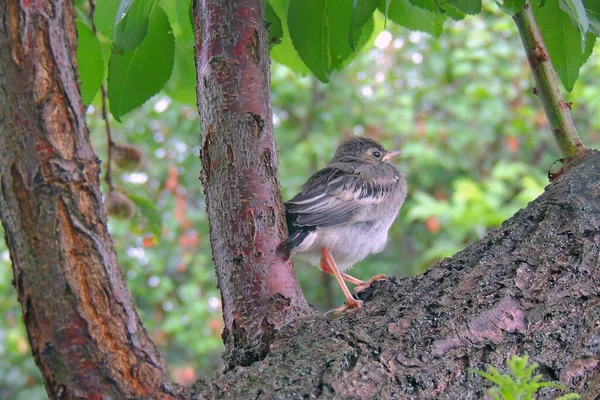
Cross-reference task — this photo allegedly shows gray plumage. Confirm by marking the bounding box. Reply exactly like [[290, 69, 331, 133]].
[[286, 137, 407, 271]]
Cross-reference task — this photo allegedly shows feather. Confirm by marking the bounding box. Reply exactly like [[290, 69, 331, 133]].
[[285, 164, 401, 232]]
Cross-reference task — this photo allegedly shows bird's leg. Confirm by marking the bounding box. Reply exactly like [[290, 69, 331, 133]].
[[319, 257, 385, 300], [320, 248, 363, 315], [341, 272, 387, 294]]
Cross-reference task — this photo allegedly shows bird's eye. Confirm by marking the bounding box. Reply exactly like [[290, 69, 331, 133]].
[[372, 150, 382, 159]]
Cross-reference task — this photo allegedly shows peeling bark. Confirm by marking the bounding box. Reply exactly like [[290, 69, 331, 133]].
[[193, 0, 310, 370], [191, 152, 600, 399], [0, 1, 183, 398]]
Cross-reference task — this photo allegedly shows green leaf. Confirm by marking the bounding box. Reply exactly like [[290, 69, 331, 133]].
[[128, 194, 163, 238], [115, 0, 135, 22], [268, 0, 310, 76], [349, 0, 379, 47], [378, 0, 446, 37], [114, 0, 156, 52], [409, 0, 442, 12], [446, 4, 467, 18], [108, 4, 175, 121], [559, 0, 589, 50], [584, 0, 600, 35], [532, 0, 596, 91], [75, 6, 92, 26], [494, 0, 526, 15], [266, 2, 283, 47], [441, 0, 468, 18], [288, 0, 369, 82], [76, 22, 105, 105], [158, 0, 194, 40], [165, 38, 197, 105], [384, 0, 392, 27], [409, 0, 466, 19], [339, 16, 375, 69], [473, 356, 580, 400], [448, 0, 481, 14], [159, 0, 196, 105], [94, 0, 120, 38]]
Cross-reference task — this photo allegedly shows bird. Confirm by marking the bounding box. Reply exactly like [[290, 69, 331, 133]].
[[285, 137, 407, 315]]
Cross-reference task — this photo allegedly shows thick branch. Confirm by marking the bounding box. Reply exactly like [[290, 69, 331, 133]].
[[0, 0, 182, 398], [193, 0, 310, 370], [192, 151, 600, 399], [513, 1, 588, 160]]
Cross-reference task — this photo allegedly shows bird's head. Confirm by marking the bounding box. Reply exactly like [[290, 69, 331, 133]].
[[331, 137, 402, 164]]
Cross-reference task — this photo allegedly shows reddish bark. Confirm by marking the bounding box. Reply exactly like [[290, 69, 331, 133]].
[[193, 0, 310, 369], [0, 0, 183, 398]]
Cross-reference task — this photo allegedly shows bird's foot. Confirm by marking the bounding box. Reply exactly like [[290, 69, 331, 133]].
[[324, 298, 363, 316], [354, 274, 387, 294]]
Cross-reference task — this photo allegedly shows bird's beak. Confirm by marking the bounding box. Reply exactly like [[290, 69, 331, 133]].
[[382, 150, 403, 162]]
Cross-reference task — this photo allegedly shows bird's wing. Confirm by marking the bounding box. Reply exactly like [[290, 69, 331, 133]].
[[286, 166, 398, 228]]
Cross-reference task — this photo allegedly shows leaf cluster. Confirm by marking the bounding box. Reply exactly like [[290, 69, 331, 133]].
[[407, 162, 545, 263], [75, 0, 600, 121], [77, 0, 182, 119], [473, 355, 580, 400]]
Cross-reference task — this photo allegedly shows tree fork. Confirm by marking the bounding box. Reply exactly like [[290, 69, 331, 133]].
[[513, 1, 590, 162], [193, 0, 311, 370]]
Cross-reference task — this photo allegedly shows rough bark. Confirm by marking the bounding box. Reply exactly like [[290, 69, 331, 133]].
[[0, 1, 183, 398], [191, 151, 600, 399], [193, 0, 310, 370]]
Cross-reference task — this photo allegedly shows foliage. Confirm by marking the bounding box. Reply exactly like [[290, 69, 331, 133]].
[[473, 355, 580, 399], [76, 0, 599, 121], [107, 3, 175, 120], [76, 21, 104, 104], [406, 162, 545, 263], [287, 0, 374, 82], [531, 0, 595, 91]]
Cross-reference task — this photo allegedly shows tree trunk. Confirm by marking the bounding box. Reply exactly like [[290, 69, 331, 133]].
[[191, 151, 600, 399], [193, 0, 310, 370], [0, 1, 182, 398]]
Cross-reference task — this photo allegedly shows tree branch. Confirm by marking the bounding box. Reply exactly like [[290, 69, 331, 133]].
[[193, 0, 311, 370], [0, 1, 182, 397], [513, 1, 589, 161]]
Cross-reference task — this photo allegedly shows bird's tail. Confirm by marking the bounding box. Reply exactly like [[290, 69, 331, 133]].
[[285, 203, 314, 251]]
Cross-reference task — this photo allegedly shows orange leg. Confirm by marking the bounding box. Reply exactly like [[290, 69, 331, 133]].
[[341, 272, 387, 294], [320, 248, 363, 315], [321, 261, 386, 295]]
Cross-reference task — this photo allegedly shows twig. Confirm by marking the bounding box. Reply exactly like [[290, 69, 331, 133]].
[[512, 1, 588, 161], [88, 0, 115, 190], [99, 85, 115, 190]]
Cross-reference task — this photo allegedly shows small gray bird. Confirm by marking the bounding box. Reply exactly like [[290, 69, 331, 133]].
[[286, 137, 407, 314]]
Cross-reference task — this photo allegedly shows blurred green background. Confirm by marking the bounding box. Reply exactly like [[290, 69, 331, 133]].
[[2, 5, 600, 399]]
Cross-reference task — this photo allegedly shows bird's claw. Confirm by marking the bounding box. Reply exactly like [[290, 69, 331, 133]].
[[354, 274, 387, 294], [324, 299, 363, 317]]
